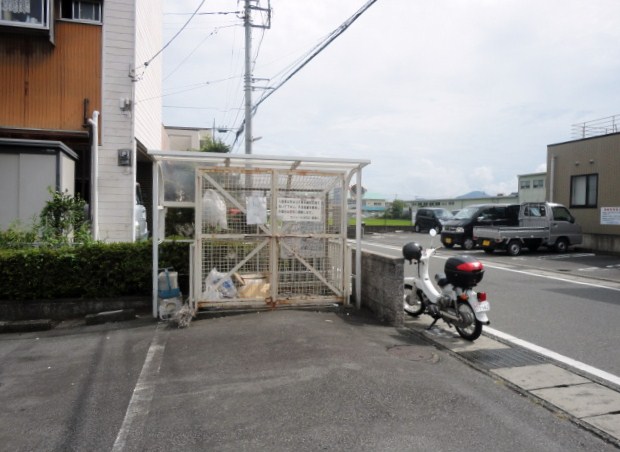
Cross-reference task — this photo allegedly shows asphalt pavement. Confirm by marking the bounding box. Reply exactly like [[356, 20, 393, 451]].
[[1, 307, 619, 451]]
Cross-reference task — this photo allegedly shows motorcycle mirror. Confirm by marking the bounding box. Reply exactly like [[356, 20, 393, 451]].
[[429, 229, 437, 237]]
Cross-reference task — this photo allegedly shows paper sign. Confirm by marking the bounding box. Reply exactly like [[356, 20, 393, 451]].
[[601, 207, 620, 225], [277, 198, 322, 222]]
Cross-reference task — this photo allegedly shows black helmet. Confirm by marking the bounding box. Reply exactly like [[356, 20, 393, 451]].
[[402, 242, 422, 263]]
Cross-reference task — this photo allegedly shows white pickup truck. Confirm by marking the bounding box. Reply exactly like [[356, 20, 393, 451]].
[[473, 202, 582, 256]]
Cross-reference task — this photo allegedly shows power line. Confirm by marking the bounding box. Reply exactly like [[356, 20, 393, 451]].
[[254, 0, 378, 113], [232, 0, 379, 148], [134, 0, 207, 80], [164, 11, 241, 16], [164, 24, 238, 81]]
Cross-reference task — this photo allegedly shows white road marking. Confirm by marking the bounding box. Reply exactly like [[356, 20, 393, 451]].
[[481, 262, 620, 292], [538, 253, 595, 260], [112, 325, 168, 452], [360, 240, 620, 385], [485, 327, 620, 387], [358, 241, 620, 293]]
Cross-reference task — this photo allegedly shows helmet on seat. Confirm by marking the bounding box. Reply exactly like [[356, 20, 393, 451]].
[[402, 242, 422, 263]]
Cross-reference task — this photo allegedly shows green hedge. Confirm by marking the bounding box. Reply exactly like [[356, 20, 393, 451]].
[[0, 241, 189, 300]]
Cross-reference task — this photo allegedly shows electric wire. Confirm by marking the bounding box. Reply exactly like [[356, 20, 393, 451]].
[[134, 0, 207, 79], [231, 0, 379, 148], [164, 24, 237, 81], [254, 0, 378, 114]]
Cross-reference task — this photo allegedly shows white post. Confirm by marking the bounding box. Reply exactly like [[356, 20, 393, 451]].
[[355, 169, 363, 309]]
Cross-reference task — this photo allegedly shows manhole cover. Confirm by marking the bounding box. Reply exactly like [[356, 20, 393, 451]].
[[388, 345, 439, 363]]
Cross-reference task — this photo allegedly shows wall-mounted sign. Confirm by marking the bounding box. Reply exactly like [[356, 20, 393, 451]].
[[601, 207, 620, 225]]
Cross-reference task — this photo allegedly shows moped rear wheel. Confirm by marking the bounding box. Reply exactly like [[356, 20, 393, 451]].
[[404, 284, 425, 316], [455, 302, 482, 341]]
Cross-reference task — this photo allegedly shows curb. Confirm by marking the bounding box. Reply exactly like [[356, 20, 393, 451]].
[[85, 309, 137, 325], [0, 319, 55, 333]]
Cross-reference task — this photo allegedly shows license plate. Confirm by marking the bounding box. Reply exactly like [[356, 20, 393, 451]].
[[482, 240, 490, 246], [474, 301, 490, 313], [445, 237, 452, 244]]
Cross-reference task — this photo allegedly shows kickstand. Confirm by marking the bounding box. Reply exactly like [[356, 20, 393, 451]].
[[427, 318, 439, 330]]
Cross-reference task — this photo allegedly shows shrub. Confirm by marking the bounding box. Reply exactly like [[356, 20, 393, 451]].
[[0, 241, 190, 301]]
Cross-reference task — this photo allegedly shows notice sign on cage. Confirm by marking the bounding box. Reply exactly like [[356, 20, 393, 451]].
[[277, 197, 323, 222]]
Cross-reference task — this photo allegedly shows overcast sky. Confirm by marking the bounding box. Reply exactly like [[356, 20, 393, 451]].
[[160, 0, 620, 200]]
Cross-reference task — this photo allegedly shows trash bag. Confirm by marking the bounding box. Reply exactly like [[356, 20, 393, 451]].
[[202, 189, 228, 229], [203, 268, 237, 299]]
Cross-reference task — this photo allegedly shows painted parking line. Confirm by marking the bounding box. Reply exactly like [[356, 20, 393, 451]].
[[112, 324, 169, 452]]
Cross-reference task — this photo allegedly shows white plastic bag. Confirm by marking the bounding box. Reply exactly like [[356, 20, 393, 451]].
[[203, 268, 237, 299], [202, 189, 228, 229]]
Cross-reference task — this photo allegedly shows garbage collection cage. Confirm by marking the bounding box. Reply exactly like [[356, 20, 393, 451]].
[[149, 151, 369, 317]]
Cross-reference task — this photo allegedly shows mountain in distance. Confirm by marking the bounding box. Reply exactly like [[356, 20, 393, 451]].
[[456, 190, 489, 199]]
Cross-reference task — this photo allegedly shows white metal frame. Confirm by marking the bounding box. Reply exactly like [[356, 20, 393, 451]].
[[148, 150, 369, 317]]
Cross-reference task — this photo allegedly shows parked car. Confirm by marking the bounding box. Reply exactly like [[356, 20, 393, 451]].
[[414, 208, 453, 232], [473, 202, 582, 255], [441, 204, 519, 250]]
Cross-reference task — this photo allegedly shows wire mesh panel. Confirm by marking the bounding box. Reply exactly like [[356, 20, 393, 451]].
[[195, 166, 347, 308]]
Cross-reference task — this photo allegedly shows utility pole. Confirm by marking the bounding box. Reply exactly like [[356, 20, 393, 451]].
[[243, 0, 253, 155], [243, 0, 271, 155]]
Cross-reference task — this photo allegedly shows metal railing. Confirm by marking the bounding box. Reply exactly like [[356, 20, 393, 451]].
[[571, 114, 619, 139]]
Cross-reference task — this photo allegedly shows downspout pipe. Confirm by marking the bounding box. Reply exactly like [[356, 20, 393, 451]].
[[87, 111, 100, 240], [549, 154, 556, 203]]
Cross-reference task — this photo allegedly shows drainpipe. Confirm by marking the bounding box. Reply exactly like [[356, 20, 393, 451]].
[[549, 155, 556, 203], [87, 111, 100, 240]]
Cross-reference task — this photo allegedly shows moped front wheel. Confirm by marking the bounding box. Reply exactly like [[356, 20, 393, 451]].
[[404, 284, 425, 316], [455, 302, 482, 341]]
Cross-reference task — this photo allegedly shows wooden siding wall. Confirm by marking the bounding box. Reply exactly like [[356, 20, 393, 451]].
[[0, 21, 101, 131]]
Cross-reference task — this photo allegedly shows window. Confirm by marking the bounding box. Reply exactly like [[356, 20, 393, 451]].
[[571, 174, 598, 208], [520, 180, 531, 189], [1, 0, 49, 29], [533, 179, 544, 188], [552, 206, 573, 222], [60, 0, 101, 23]]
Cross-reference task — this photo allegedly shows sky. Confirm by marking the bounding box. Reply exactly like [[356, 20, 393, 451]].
[[160, 0, 620, 201]]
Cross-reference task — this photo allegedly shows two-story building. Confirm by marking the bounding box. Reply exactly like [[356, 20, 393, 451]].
[[0, 0, 162, 241]]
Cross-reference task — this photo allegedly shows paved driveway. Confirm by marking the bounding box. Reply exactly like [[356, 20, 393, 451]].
[[1, 309, 617, 451]]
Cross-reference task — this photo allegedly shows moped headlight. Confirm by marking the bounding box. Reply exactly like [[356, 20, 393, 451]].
[[456, 227, 465, 233]]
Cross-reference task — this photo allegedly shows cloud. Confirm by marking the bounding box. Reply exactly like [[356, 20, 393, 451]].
[[162, 0, 620, 200]]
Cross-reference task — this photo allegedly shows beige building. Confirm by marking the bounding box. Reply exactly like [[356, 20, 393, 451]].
[[164, 126, 213, 151], [547, 130, 620, 253]]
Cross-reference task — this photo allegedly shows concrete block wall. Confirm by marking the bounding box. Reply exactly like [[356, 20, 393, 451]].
[[353, 250, 404, 327]]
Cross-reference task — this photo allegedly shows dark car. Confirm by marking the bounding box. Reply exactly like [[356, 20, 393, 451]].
[[414, 208, 454, 233], [440, 204, 519, 250]]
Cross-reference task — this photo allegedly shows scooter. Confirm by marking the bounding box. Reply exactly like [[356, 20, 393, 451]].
[[402, 229, 490, 341]]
